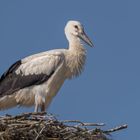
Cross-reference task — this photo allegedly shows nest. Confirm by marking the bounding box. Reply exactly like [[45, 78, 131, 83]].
[[0, 112, 127, 140]]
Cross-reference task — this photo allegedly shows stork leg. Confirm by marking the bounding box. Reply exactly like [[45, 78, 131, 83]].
[[41, 103, 45, 112], [35, 93, 46, 112], [34, 104, 39, 112]]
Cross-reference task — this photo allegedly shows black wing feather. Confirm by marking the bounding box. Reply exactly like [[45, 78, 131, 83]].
[[0, 60, 21, 82], [0, 60, 54, 97]]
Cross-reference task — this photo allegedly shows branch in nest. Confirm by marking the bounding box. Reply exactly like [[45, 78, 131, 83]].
[[103, 124, 128, 134]]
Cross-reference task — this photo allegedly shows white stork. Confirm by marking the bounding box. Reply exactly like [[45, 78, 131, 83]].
[[0, 20, 93, 112]]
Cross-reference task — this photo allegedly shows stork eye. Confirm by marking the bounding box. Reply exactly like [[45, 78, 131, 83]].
[[74, 25, 79, 29]]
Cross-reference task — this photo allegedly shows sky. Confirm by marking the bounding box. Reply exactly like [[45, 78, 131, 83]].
[[0, 0, 139, 139]]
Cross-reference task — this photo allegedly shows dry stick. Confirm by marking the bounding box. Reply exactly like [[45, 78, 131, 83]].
[[1, 112, 47, 120], [103, 124, 128, 134], [35, 126, 46, 140], [75, 122, 105, 127], [62, 120, 105, 127]]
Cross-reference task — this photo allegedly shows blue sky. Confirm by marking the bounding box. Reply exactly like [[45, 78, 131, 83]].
[[0, 0, 139, 139]]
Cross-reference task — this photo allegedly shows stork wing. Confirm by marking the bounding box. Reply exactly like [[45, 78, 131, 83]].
[[0, 51, 65, 97]]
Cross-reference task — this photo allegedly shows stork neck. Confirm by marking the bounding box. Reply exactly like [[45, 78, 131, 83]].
[[66, 38, 86, 79], [68, 37, 84, 51]]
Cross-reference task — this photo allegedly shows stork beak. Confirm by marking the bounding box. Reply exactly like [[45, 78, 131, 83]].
[[78, 31, 94, 47]]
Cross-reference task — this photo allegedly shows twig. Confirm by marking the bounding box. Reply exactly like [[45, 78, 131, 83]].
[[103, 124, 128, 134], [62, 120, 105, 127], [75, 122, 105, 127], [35, 126, 46, 140]]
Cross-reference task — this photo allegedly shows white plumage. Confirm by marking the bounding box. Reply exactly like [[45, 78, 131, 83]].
[[0, 20, 93, 112]]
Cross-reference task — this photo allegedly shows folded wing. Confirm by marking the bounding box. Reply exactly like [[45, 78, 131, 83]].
[[0, 51, 65, 97]]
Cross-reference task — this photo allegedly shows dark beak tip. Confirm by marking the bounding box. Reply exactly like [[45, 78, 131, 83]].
[[91, 43, 94, 48], [79, 32, 94, 48], [89, 41, 94, 48]]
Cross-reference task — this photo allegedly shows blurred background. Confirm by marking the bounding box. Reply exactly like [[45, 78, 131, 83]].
[[0, 0, 139, 139]]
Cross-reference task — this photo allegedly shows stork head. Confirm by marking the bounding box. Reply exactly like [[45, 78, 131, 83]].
[[65, 20, 93, 47]]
